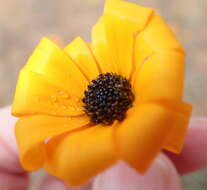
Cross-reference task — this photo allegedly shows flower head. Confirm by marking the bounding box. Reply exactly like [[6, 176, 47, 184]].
[[12, 0, 192, 186]]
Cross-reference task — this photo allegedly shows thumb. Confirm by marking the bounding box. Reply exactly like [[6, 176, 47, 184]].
[[0, 106, 29, 190], [92, 154, 182, 190]]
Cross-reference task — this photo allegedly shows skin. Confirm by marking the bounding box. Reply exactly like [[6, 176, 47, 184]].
[[0, 106, 207, 190]]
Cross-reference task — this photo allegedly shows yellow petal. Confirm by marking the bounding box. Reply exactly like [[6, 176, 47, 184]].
[[64, 37, 100, 81], [103, 0, 154, 78], [133, 15, 185, 78], [136, 15, 185, 55], [134, 51, 185, 101], [44, 125, 117, 186], [104, 0, 153, 30], [161, 100, 192, 153], [116, 102, 187, 172], [133, 35, 154, 74], [15, 115, 90, 171], [24, 37, 88, 94], [91, 17, 115, 73], [12, 70, 84, 117]]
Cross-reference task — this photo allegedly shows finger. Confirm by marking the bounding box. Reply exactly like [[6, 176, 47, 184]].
[[166, 118, 207, 174], [39, 173, 92, 190], [0, 106, 22, 173], [0, 106, 29, 190], [0, 172, 28, 190], [0, 106, 18, 154], [93, 154, 181, 190]]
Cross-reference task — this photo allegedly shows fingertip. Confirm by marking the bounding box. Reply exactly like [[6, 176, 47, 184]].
[[39, 173, 92, 190], [0, 106, 24, 173], [0, 106, 29, 190], [38, 174, 68, 190], [92, 154, 181, 190], [0, 106, 18, 150]]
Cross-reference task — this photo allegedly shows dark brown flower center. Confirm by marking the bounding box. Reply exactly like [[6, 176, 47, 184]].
[[82, 73, 134, 125]]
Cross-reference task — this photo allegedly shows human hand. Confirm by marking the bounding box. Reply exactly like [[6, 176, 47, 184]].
[[0, 106, 206, 190]]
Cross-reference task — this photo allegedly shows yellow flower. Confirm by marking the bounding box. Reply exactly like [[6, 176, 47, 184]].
[[12, 0, 192, 186]]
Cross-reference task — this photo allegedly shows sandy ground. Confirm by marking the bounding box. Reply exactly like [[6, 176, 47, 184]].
[[0, 0, 207, 189]]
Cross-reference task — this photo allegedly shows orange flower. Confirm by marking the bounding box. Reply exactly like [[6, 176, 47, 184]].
[[12, 0, 192, 186]]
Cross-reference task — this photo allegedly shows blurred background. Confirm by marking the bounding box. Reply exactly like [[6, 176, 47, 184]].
[[0, 0, 206, 189]]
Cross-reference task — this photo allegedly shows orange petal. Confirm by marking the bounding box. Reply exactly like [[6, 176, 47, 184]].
[[91, 17, 115, 73], [24, 37, 88, 94], [12, 70, 84, 117], [116, 102, 190, 172], [44, 125, 117, 186], [15, 115, 90, 171], [64, 37, 100, 81], [137, 14, 184, 54], [103, 0, 154, 78], [134, 51, 185, 101], [161, 100, 192, 153], [134, 14, 185, 71]]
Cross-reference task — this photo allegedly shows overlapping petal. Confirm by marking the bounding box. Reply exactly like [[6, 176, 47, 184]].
[[91, 17, 115, 73], [160, 100, 192, 153], [12, 38, 89, 117], [12, 70, 85, 117], [15, 115, 90, 171], [64, 37, 100, 81], [92, 0, 153, 78], [116, 101, 191, 172], [131, 14, 186, 88], [134, 51, 185, 101], [134, 14, 185, 72], [24, 38, 88, 96], [44, 125, 117, 186]]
